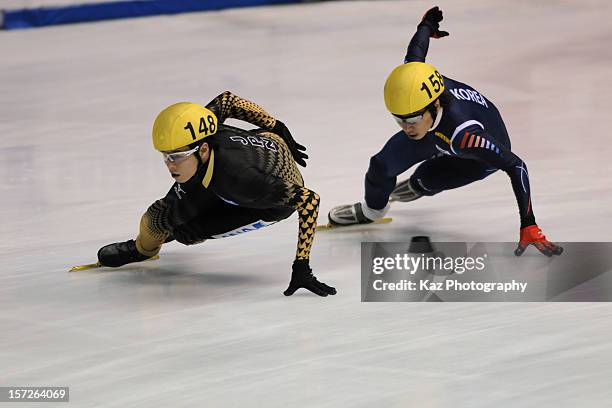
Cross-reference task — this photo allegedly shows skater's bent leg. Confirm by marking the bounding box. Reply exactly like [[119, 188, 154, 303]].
[[98, 199, 172, 267], [409, 156, 497, 196], [329, 132, 437, 225], [365, 130, 437, 210], [135, 200, 171, 257], [365, 155, 396, 211]]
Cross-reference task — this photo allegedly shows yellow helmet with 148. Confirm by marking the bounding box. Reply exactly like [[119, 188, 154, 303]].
[[152, 102, 218, 151]]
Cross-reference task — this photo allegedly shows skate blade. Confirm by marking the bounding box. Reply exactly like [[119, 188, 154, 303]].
[[316, 217, 393, 231], [69, 262, 102, 271], [69, 255, 160, 272]]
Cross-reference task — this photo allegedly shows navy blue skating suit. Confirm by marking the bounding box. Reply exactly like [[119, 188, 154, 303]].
[[366, 24, 535, 228]]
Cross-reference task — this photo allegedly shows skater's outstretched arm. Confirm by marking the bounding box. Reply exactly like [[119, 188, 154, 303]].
[[216, 170, 334, 296], [404, 6, 449, 63], [287, 185, 320, 261], [283, 185, 336, 297], [205, 91, 277, 129], [205, 91, 308, 166], [208, 133, 335, 296], [450, 124, 563, 257]]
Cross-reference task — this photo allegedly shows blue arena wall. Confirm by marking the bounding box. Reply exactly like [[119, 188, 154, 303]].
[[1, 0, 306, 30]]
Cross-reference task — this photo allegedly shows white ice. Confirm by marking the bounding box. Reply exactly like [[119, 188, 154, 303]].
[[2, 1, 612, 406]]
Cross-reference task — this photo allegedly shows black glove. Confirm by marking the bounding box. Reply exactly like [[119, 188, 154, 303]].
[[284, 259, 337, 297], [419, 6, 449, 39], [271, 120, 308, 167]]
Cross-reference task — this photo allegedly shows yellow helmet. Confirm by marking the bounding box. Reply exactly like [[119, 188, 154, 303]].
[[384, 62, 445, 116], [152, 102, 218, 151]]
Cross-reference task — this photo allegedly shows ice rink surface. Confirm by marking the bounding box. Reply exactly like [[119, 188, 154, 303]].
[[2, 0, 612, 406]]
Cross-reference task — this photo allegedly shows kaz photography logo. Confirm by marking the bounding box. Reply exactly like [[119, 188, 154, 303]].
[[360, 239, 611, 302], [370, 248, 526, 294]]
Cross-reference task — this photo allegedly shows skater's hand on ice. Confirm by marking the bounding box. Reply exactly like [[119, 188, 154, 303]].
[[419, 6, 449, 39], [284, 259, 337, 297], [272, 120, 309, 167], [514, 225, 563, 257]]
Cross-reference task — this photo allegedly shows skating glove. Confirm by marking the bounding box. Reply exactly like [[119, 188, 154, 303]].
[[284, 259, 337, 297], [514, 225, 563, 257], [271, 120, 309, 167], [419, 6, 449, 39]]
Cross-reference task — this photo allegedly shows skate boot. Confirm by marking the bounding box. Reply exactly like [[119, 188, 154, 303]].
[[389, 178, 423, 202], [97, 239, 151, 267], [328, 202, 374, 226]]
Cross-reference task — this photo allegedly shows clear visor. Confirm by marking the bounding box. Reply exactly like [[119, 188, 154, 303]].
[[161, 145, 199, 163], [392, 108, 427, 126]]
